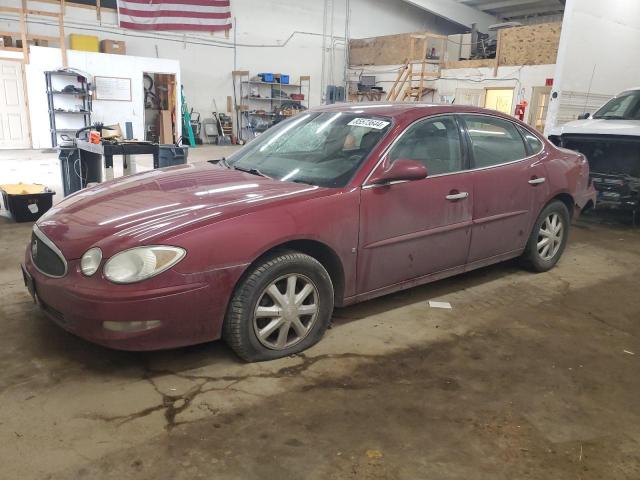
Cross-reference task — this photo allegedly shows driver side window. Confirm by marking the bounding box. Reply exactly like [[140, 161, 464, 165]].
[[388, 116, 463, 175]]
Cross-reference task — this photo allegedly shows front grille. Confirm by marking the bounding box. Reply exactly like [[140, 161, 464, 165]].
[[31, 227, 67, 277]]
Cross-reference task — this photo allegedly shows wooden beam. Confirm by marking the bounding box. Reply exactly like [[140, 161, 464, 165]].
[[0, 7, 22, 14], [96, 0, 101, 22], [493, 29, 503, 77], [26, 9, 61, 17], [20, 1, 29, 63], [59, 0, 67, 67], [0, 46, 25, 53]]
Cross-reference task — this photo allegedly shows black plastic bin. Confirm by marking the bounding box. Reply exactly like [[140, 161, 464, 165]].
[[158, 145, 189, 168], [1, 188, 55, 223]]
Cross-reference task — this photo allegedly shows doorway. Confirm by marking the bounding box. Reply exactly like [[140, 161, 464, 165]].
[[529, 86, 552, 132], [484, 88, 514, 115], [143, 72, 177, 144], [0, 60, 31, 149]]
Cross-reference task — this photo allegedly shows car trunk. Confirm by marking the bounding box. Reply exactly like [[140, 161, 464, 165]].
[[558, 134, 640, 212]]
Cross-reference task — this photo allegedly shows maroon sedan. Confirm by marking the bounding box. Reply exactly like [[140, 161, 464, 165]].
[[22, 104, 596, 361]]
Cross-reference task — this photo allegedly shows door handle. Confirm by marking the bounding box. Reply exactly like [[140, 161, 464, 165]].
[[445, 191, 469, 201], [528, 177, 546, 185]]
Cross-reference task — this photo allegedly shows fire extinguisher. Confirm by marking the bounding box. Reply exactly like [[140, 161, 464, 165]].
[[514, 100, 528, 121]]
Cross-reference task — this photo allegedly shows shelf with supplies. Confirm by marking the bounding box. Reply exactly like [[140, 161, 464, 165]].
[[45, 70, 93, 147], [232, 70, 310, 142]]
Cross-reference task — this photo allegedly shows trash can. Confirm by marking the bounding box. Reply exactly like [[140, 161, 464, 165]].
[[0, 184, 55, 222], [158, 145, 189, 168]]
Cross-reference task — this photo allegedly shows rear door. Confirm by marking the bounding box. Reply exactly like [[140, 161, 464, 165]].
[[357, 115, 473, 294], [461, 114, 548, 265]]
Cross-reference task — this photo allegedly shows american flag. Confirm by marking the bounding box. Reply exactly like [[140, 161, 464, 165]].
[[117, 0, 231, 32]]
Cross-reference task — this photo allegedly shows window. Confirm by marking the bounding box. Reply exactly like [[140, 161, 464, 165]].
[[388, 116, 463, 175], [593, 90, 640, 120], [518, 126, 544, 154], [464, 115, 528, 168], [484, 88, 515, 115]]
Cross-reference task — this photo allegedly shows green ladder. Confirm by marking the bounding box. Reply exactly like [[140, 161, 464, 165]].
[[181, 86, 196, 147]]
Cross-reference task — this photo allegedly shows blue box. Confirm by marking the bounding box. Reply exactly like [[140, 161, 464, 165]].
[[279, 74, 290, 84], [258, 73, 274, 83]]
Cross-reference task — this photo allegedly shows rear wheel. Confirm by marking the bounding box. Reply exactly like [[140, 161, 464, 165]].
[[521, 200, 570, 272], [223, 251, 334, 362]]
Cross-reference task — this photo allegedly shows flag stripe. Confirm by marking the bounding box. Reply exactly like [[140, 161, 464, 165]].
[[119, 3, 229, 12], [119, 13, 230, 25], [119, 7, 230, 18], [120, 21, 230, 31], [122, 0, 229, 6]]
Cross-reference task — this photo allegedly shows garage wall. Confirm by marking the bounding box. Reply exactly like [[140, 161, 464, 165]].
[[0, 0, 465, 147], [25, 47, 181, 149], [545, 0, 640, 133]]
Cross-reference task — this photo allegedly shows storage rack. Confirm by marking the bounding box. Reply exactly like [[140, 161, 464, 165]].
[[232, 71, 310, 141], [45, 70, 92, 147]]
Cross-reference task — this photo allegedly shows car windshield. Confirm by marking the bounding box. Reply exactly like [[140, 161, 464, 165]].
[[226, 112, 392, 188], [593, 90, 640, 120]]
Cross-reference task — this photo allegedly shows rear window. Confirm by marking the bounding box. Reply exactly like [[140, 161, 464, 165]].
[[518, 126, 544, 154]]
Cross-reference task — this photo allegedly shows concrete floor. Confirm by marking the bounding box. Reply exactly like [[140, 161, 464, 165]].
[[1, 213, 640, 479]]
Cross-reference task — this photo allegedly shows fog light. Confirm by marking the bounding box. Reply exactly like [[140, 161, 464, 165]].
[[102, 320, 161, 332]]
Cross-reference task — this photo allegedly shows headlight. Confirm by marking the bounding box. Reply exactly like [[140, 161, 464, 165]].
[[103, 246, 186, 284], [80, 247, 102, 276]]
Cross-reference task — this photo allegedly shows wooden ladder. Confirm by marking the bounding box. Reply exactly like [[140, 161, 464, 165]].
[[386, 34, 440, 102]]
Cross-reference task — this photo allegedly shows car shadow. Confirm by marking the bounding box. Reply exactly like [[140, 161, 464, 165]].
[[20, 258, 525, 381]]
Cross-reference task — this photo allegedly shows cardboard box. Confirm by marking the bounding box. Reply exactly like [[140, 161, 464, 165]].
[[0, 36, 13, 48], [69, 34, 99, 52], [100, 39, 126, 55]]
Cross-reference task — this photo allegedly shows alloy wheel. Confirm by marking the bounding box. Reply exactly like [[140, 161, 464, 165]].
[[253, 274, 319, 350], [537, 212, 564, 261]]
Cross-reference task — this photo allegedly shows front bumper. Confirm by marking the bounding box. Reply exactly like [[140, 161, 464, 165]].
[[23, 248, 245, 351]]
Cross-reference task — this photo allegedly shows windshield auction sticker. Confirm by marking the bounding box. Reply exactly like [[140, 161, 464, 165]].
[[347, 118, 390, 130]]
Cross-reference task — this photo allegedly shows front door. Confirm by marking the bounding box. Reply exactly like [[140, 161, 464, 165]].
[[529, 86, 551, 132], [461, 114, 548, 265], [357, 115, 473, 294], [0, 60, 30, 149]]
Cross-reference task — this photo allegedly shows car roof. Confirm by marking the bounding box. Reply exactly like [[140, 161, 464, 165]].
[[309, 102, 516, 121]]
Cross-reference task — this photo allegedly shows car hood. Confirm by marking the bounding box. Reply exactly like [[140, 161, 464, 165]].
[[549, 119, 640, 137], [36, 163, 328, 259]]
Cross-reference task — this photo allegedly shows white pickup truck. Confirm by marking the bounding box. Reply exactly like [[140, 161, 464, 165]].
[[548, 88, 640, 216]]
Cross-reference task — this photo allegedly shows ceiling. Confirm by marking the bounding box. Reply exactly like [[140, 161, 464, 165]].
[[456, 0, 565, 21]]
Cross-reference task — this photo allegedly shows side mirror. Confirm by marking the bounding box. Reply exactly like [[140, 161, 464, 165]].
[[577, 112, 590, 120], [368, 158, 428, 185]]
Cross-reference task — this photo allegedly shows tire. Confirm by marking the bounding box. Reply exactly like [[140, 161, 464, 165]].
[[521, 200, 570, 272], [223, 251, 334, 362]]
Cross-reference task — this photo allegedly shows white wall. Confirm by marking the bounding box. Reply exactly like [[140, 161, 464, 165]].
[[545, 0, 640, 133], [348, 63, 555, 125], [0, 0, 469, 144], [25, 47, 181, 149]]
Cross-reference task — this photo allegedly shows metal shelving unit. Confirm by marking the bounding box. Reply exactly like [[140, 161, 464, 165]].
[[45, 70, 92, 147], [232, 71, 310, 141]]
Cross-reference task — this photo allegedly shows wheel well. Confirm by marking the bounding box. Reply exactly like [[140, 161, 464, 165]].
[[245, 240, 346, 306], [551, 193, 576, 218]]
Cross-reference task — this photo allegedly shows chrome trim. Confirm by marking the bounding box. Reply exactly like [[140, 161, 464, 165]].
[[361, 111, 546, 188], [31, 224, 68, 278]]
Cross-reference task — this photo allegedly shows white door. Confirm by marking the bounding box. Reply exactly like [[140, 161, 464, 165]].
[[0, 60, 31, 149]]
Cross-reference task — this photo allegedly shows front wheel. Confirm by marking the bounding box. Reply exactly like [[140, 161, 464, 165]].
[[521, 200, 570, 272], [223, 251, 334, 362]]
